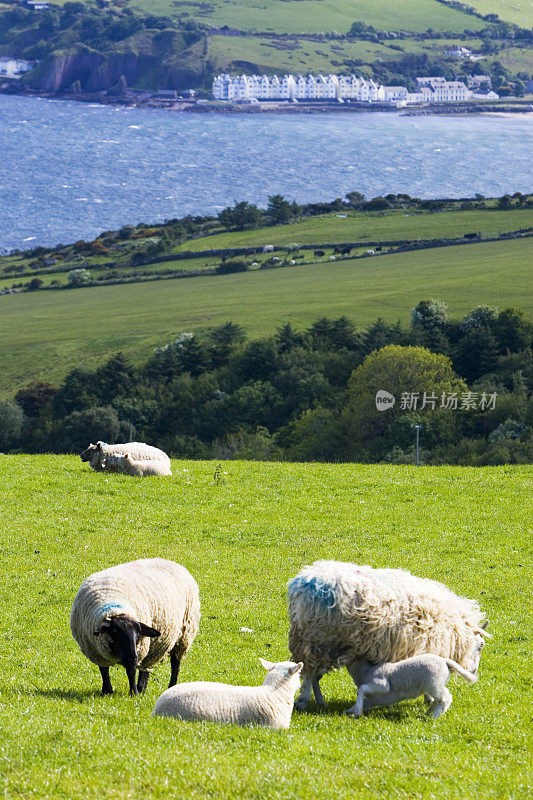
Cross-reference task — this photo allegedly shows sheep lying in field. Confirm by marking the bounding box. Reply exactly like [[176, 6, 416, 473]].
[[70, 558, 200, 695], [288, 560, 490, 710], [80, 441, 171, 474], [347, 654, 478, 719], [152, 658, 303, 728], [105, 452, 172, 477]]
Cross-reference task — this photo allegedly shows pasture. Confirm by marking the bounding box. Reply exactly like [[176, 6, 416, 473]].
[[0, 236, 531, 396], [126, 0, 485, 33], [0, 456, 530, 799]]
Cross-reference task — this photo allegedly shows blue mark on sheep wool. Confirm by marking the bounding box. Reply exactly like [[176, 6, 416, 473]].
[[98, 602, 124, 616], [289, 576, 336, 608]]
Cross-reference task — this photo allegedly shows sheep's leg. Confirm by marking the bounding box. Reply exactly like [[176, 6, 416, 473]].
[[346, 678, 390, 718], [428, 687, 453, 719], [169, 650, 182, 687], [312, 675, 327, 708], [294, 670, 314, 710], [424, 693, 433, 706], [125, 663, 139, 696], [137, 670, 150, 693], [99, 666, 113, 696]]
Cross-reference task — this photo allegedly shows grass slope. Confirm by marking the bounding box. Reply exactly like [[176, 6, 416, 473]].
[[0, 236, 531, 395], [466, 0, 533, 27], [0, 456, 531, 799], [129, 0, 485, 33], [173, 207, 533, 252]]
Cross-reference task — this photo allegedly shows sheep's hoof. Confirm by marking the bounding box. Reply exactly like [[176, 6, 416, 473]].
[[345, 706, 362, 718], [101, 688, 113, 696], [294, 698, 310, 711]]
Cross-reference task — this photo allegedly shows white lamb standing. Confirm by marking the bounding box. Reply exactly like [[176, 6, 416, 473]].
[[105, 452, 172, 477], [152, 658, 303, 728], [347, 654, 478, 719], [288, 560, 490, 710], [80, 441, 171, 474], [70, 558, 200, 695]]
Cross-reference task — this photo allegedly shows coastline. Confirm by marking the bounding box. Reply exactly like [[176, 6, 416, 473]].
[[2, 85, 532, 116]]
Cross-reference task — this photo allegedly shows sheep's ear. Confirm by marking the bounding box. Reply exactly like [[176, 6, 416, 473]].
[[94, 620, 112, 636], [96, 442, 103, 451], [139, 622, 160, 638], [259, 658, 275, 671], [289, 662, 304, 675]]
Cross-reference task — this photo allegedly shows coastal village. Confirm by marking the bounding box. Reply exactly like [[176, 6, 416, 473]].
[[212, 73, 499, 105]]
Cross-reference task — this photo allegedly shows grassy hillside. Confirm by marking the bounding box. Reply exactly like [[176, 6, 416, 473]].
[[172, 207, 533, 252], [0, 236, 531, 395], [128, 0, 486, 33], [466, 0, 533, 27], [0, 456, 531, 799]]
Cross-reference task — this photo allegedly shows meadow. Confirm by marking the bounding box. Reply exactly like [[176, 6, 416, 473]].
[[0, 456, 531, 799], [0, 236, 531, 397], [126, 0, 485, 33], [172, 207, 533, 252]]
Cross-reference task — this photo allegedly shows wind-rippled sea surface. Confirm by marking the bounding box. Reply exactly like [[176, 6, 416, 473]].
[[1, 94, 531, 250]]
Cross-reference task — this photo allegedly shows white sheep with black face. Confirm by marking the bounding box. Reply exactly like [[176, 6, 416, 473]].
[[288, 560, 490, 711], [80, 441, 171, 474], [152, 659, 303, 728], [70, 558, 200, 696]]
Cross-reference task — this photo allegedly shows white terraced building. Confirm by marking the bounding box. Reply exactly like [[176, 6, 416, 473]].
[[212, 74, 484, 104]]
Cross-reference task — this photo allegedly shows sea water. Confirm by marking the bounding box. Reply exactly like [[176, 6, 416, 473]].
[[0, 94, 531, 251]]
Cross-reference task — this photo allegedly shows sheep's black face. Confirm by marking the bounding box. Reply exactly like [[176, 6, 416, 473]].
[[80, 444, 98, 462], [94, 615, 161, 695]]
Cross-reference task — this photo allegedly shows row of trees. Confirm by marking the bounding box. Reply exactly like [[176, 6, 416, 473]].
[[2, 302, 532, 465]]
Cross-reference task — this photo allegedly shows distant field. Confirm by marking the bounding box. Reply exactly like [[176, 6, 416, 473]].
[[174, 208, 533, 252], [0, 237, 531, 395], [467, 0, 533, 28], [126, 0, 484, 32], [0, 456, 531, 799]]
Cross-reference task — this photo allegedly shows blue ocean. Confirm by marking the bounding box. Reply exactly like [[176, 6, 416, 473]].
[[0, 94, 531, 251]]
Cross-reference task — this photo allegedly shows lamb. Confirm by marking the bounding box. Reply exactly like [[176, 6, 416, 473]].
[[152, 658, 303, 728], [288, 560, 490, 710], [70, 558, 200, 696], [104, 452, 172, 477], [346, 654, 478, 719], [80, 441, 171, 474]]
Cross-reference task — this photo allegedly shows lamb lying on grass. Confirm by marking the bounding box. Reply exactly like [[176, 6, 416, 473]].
[[105, 452, 172, 477], [152, 658, 303, 728], [80, 441, 171, 474], [347, 654, 478, 720]]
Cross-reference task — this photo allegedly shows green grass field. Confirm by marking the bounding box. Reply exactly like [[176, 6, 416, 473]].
[[467, 0, 533, 28], [173, 207, 533, 252], [0, 456, 531, 799], [0, 236, 531, 396], [125, 0, 485, 33]]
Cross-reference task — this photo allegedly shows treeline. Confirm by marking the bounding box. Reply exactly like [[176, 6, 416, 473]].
[[0, 3, 204, 63], [2, 301, 532, 466]]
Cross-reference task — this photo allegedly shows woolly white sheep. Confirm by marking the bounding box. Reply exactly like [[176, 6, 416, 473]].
[[70, 558, 200, 695], [105, 452, 172, 477], [347, 654, 478, 719], [80, 441, 171, 474], [288, 560, 490, 710], [152, 658, 303, 728]]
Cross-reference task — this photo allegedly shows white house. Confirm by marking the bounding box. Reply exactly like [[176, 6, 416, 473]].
[[467, 75, 492, 90], [212, 73, 478, 104], [381, 85, 408, 102], [446, 46, 471, 58], [0, 58, 35, 78]]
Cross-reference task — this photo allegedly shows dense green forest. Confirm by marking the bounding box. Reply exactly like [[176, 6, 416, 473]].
[[2, 301, 532, 465]]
